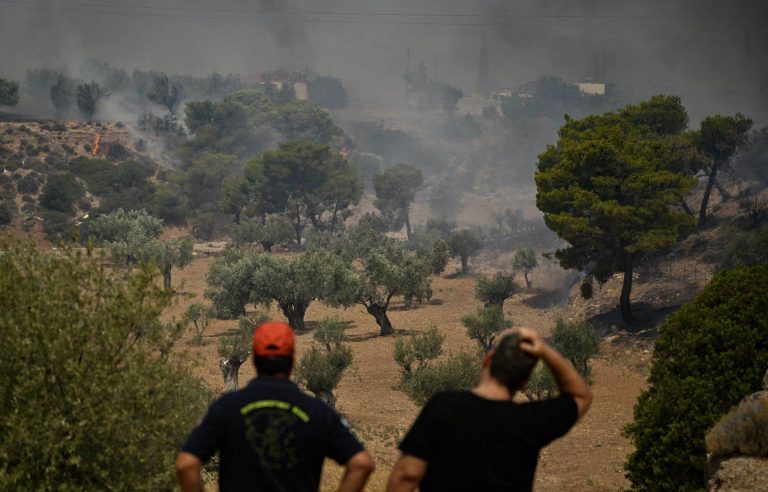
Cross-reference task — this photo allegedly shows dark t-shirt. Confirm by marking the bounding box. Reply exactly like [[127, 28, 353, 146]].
[[182, 377, 363, 492], [399, 391, 578, 492]]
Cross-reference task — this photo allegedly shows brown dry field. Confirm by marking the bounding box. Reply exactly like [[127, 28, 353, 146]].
[[166, 254, 651, 492]]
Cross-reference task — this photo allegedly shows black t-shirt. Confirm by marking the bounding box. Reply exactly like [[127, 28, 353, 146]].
[[182, 377, 363, 492], [399, 391, 578, 492]]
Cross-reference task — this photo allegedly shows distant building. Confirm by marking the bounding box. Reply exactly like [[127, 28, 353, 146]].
[[293, 82, 308, 100], [576, 82, 606, 96]]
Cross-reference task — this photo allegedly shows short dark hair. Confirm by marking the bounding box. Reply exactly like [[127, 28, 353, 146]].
[[489, 333, 538, 392], [254, 355, 293, 375]]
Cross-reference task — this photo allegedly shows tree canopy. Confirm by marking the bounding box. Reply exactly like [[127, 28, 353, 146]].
[[373, 163, 424, 240], [241, 139, 362, 242], [205, 249, 355, 330], [0, 77, 20, 107], [0, 242, 209, 490], [535, 95, 697, 325]]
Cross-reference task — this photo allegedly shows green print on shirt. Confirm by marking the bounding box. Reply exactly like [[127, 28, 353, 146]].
[[241, 400, 311, 470]]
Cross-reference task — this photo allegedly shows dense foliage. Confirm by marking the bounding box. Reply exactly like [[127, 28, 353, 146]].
[[624, 264, 768, 491], [536, 95, 697, 325], [0, 242, 209, 490]]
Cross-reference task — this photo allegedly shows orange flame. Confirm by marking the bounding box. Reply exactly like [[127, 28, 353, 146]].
[[92, 133, 101, 156]]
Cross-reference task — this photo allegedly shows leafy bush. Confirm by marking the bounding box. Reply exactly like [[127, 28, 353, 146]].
[[295, 317, 353, 409], [706, 395, 768, 458], [393, 327, 445, 375], [184, 302, 214, 346], [462, 305, 510, 352], [394, 327, 480, 406], [400, 352, 481, 406], [524, 362, 557, 401], [70, 158, 155, 214], [475, 271, 518, 308], [0, 242, 209, 490], [624, 264, 768, 491], [40, 210, 74, 240], [39, 172, 85, 214], [550, 318, 600, 380], [16, 173, 40, 194], [0, 200, 15, 226], [721, 225, 768, 269]]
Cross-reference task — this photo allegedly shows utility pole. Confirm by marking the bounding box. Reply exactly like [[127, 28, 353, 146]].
[[406, 47, 411, 99]]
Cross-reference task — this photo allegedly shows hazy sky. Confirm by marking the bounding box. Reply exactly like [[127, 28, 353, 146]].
[[1, 0, 767, 121]]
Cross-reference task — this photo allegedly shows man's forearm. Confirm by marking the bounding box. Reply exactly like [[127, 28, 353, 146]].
[[338, 467, 373, 492], [176, 452, 204, 492], [541, 346, 591, 402]]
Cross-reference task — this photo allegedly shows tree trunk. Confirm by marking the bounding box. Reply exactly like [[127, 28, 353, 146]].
[[680, 199, 695, 216], [699, 163, 720, 227], [313, 390, 336, 409], [524, 271, 532, 289], [367, 304, 393, 336], [219, 358, 244, 392], [294, 204, 302, 245], [714, 176, 730, 200], [620, 255, 635, 326], [163, 267, 172, 291], [460, 255, 469, 274], [404, 210, 412, 241], [282, 301, 308, 331]]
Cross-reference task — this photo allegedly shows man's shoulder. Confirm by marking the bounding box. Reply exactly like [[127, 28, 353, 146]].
[[426, 390, 474, 408]]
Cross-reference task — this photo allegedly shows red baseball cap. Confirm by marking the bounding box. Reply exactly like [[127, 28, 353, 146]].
[[252, 321, 295, 357]]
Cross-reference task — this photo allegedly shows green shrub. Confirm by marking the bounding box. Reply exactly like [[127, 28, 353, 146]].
[[550, 318, 600, 380], [0, 242, 210, 491], [39, 172, 84, 214], [295, 317, 354, 409], [475, 271, 519, 308], [524, 362, 558, 401], [721, 225, 768, 269], [706, 395, 768, 458], [40, 210, 74, 240], [400, 352, 481, 406], [0, 200, 15, 226], [183, 302, 214, 346], [624, 264, 768, 491], [393, 327, 444, 375], [462, 305, 510, 352]]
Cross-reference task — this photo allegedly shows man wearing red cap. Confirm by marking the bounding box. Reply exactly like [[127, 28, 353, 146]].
[[176, 321, 375, 492]]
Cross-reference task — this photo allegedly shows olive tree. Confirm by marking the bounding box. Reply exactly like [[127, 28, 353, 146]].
[[88, 209, 193, 290], [294, 317, 353, 409], [183, 302, 214, 345], [218, 312, 269, 391], [512, 247, 538, 289], [475, 271, 518, 308], [352, 238, 433, 336], [461, 305, 510, 352], [76, 81, 109, 119], [230, 214, 294, 251], [206, 249, 355, 330], [447, 229, 482, 274]]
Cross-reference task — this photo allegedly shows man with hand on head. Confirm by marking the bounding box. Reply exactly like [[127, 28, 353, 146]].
[[176, 321, 374, 492], [387, 327, 592, 492]]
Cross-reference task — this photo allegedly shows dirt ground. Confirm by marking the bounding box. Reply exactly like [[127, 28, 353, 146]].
[[167, 254, 651, 491]]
